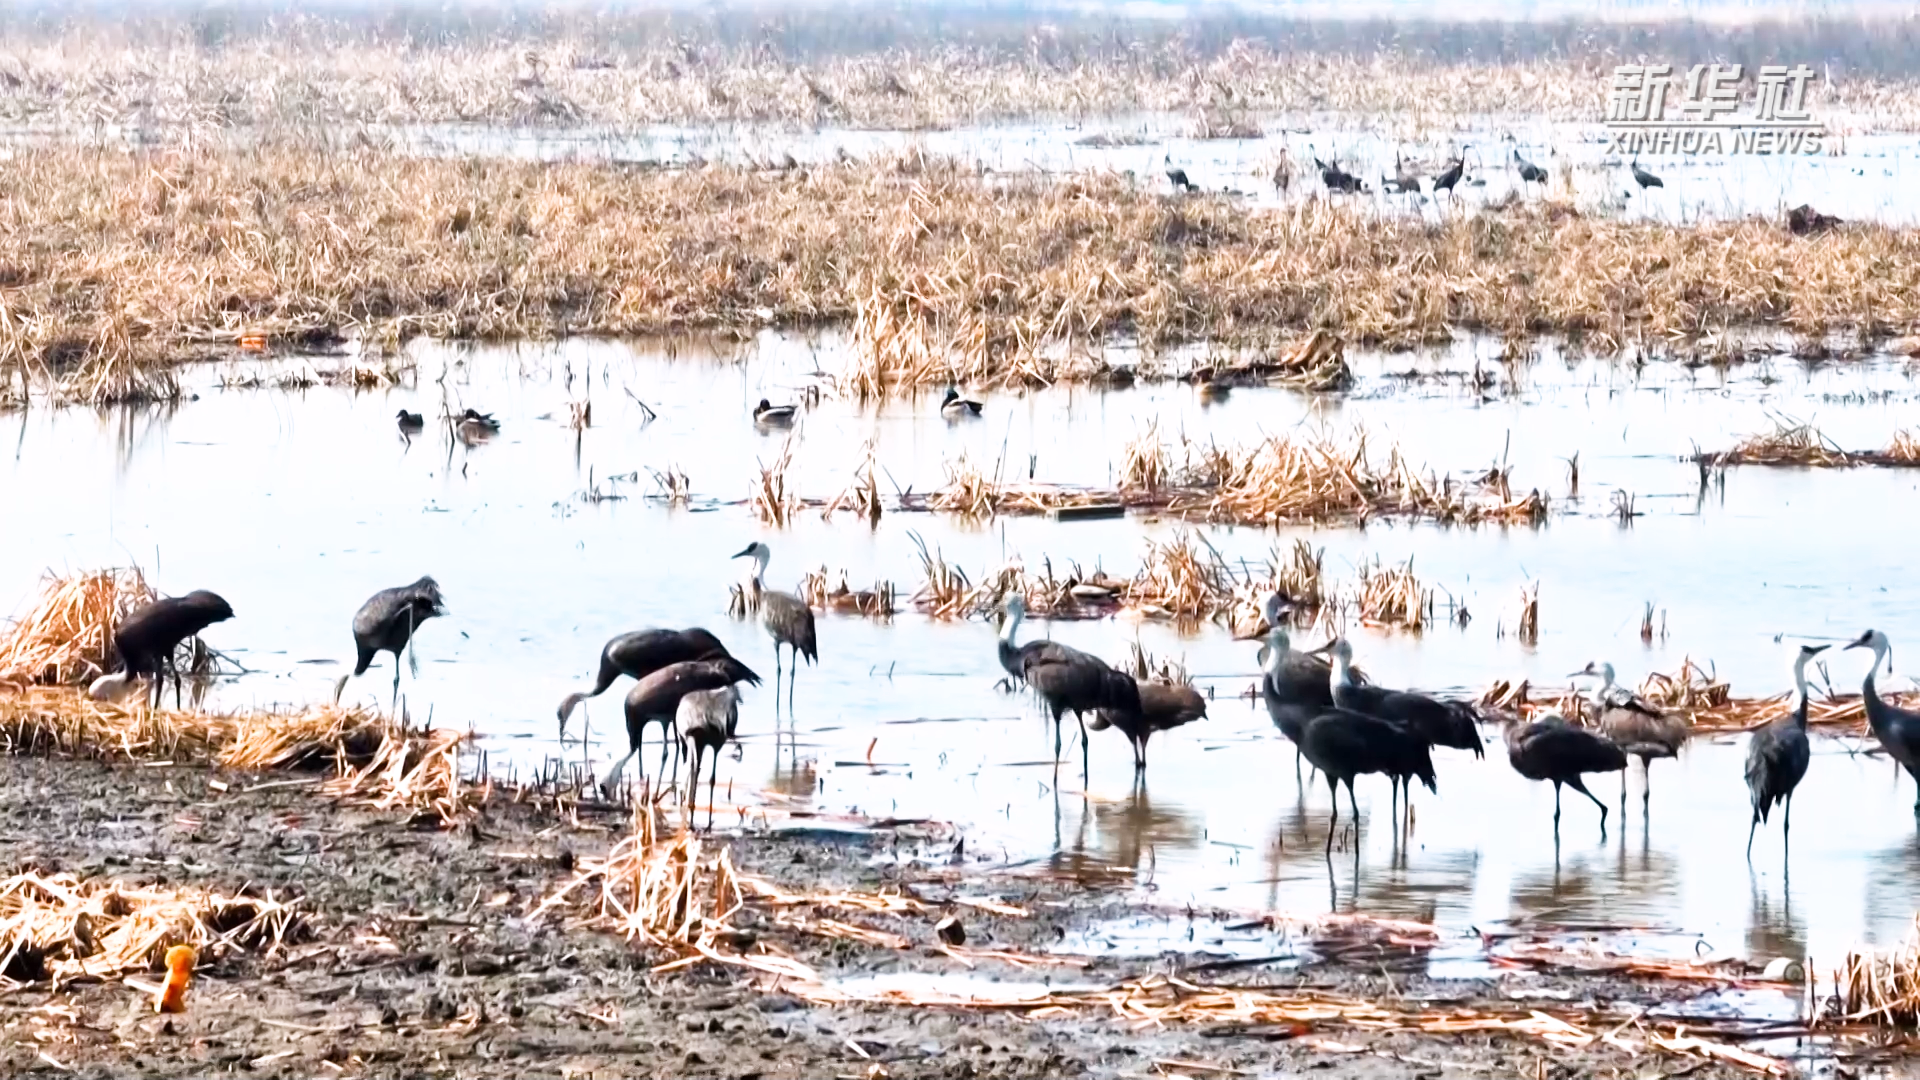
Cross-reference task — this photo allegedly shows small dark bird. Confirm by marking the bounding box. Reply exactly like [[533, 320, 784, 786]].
[[1432, 156, 1466, 196], [1298, 708, 1438, 854], [1630, 156, 1663, 190], [1846, 629, 1920, 813], [1513, 148, 1548, 187], [999, 594, 1140, 778], [604, 657, 760, 797], [1330, 639, 1483, 759], [1503, 712, 1628, 836], [396, 410, 425, 436], [332, 577, 445, 710], [1316, 157, 1364, 194], [1573, 660, 1688, 810], [1090, 679, 1206, 772], [678, 685, 741, 829], [556, 627, 737, 732], [1746, 644, 1829, 858], [1164, 155, 1193, 194], [733, 542, 817, 712], [1388, 151, 1422, 195], [1238, 595, 1333, 780], [940, 387, 983, 419], [88, 591, 235, 707], [753, 399, 798, 426]]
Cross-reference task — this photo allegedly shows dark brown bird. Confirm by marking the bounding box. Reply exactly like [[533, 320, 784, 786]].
[[333, 577, 445, 710], [556, 627, 736, 732], [1298, 708, 1437, 854], [88, 591, 234, 707], [603, 657, 760, 798], [1090, 680, 1207, 772], [1503, 712, 1627, 836], [999, 595, 1141, 778]]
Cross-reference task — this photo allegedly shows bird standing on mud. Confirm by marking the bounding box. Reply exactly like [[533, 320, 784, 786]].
[[605, 657, 759, 799], [1090, 679, 1205, 773], [1572, 660, 1687, 811], [88, 591, 235, 708], [1845, 629, 1920, 814], [333, 577, 445, 710], [557, 627, 738, 733], [732, 542, 817, 712], [679, 685, 741, 828], [1745, 644, 1828, 858]]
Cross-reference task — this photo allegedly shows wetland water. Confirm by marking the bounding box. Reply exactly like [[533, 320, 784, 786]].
[[9, 334, 1920, 968]]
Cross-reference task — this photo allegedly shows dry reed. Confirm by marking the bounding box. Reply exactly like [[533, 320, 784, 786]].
[[1837, 917, 1920, 1027], [1701, 420, 1920, 469], [0, 569, 158, 686], [1355, 558, 1433, 631], [798, 568, 896, 620], [0, 872, 302, 984], [16, 145, 1920, 399], [751, 436, 800, 528]]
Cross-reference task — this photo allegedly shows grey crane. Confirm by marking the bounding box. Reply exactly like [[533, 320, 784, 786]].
[[1386, 152, 1422, 196], [1432, 156, 1466, 197], [1845, 629, 1920, 813], [604, 657, 760, 798], [556, 627, 738, 733], [88, 590, 235, 708], [732, 542, 818, 712], [1512, 148, 1548, 187], [1089, 679, 1206, 772], [998, 595, 1140, 778], [1316, 156, 1364, 194], [1297, 707, 1437, 854], [1163, 155, 1194, 194], [1329, 639, 1484, 758], [1572, 660, 1688, 810], [1746, 644, 1829, 858], [678, 685, 741, 830], [1630, 156, 1663, 190], [753, 399, 797, 426], [332, 577, 446, 710], [1236, 595, 1333, 780], [1503, 712, 1628, 836], [940, 387, 983, 419]]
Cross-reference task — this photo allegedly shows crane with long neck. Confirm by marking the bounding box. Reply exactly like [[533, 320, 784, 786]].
[[1745, 644, 1828, 857], [1846, 629, 1920, 814]]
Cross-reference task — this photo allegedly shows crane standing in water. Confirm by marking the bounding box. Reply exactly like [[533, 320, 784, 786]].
[[1329, 638, 1482, 822], [1845, 629, 1920, 814], [1297, 707, 1438, 854], [998, 595, 1139, 779], [1090, 679, 1206, 773], [1573, 660, 1688, 812], [1239, 595, 1333, 782], [1745, 644, 1829, 858], [678, 685, 741, 830], [605, 658, 760, 799], [732, 542, 817, 713], [1503, 712, 1628, 838], [332, 577, 446, 711]]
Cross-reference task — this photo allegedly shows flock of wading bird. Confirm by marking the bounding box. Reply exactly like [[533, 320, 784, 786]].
[[81, 558, 1918, 856]]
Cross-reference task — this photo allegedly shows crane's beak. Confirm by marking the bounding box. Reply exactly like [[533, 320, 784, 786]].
[[730, 545, 753, 559], [1844, 632, 1872, 651], [1806, 644, 1830, 655]]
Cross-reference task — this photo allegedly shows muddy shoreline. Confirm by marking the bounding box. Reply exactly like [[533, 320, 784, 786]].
[[0, 747, 1822, 1079]]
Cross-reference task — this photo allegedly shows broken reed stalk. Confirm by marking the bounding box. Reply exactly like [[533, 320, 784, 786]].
[[0, 872, 303, 984], [798, 567, 897, 620], [0, 568, 157, 687], [1838, 916, 1920, 1027], [1355, 557, 1433, 630], [751, 435, 800, 528], [1516, 584, 1540, 645], [16, 145, 1920, 398]]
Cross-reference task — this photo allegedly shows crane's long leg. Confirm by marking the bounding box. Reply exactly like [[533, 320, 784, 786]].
[[1079, 714, 1090, 786], [1552, 781, 1563, 836], [1783, 792, 1793, 856], [787, 647, 797, 715], [1347, 781, 1361, 848], [708, 747, 721, 832], [391, 651, 403, 715], [686, 743, 703, 823], [604, 747, 637, 799], [1746, 810, 1760, 861], [1568, 775, 1609, 828], [1324, 772, 1341, 856], [1294, 746, 1302, 785], [774, 645, 785, 719]]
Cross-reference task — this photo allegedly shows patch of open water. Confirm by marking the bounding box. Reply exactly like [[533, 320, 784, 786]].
[[7, 332, 1920, 970]]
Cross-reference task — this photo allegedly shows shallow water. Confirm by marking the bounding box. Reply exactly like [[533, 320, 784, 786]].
[[8, 332, 1920, 967], [386, 112, 1920, 225]]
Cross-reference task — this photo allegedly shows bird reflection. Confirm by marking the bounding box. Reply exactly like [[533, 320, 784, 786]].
[[767, 757, 817, 801], [1050, 777, 1201, 886], [1746, 864, 1805, 964]]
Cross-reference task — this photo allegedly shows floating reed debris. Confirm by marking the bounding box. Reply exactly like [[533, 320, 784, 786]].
[[1696, 419, 1850, 467], [1124, 530, 1233, 620], [0, 872, 303, 984], [798, 568, 897, 620], [0, 568, 156, 686], [752, 436, 800, 528], [1355, 558, 1433, 630]]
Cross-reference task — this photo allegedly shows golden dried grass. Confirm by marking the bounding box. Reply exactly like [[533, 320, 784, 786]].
[[1698, 419, 1850, 467], [1838, 916, 1920, 1027], [752, 435, 800, 528], [15, 145, 1920, 398], [1356, 557, 1433, 631], [1478, 657, 1908, 736], [798, 568, 896, 620], [0, 872, 302, 983], [0, 568, 156, 686]]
